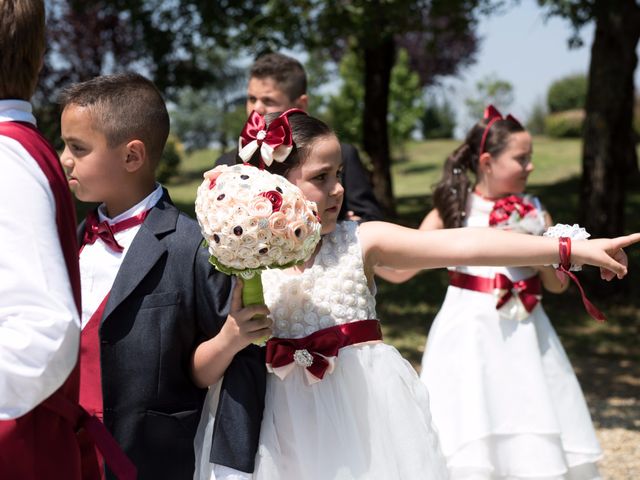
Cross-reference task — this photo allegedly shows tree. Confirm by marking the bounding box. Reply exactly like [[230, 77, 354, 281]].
[[42, 0, 490, 215], [464, 73, 514, 122], [421, 96, 456, 139], [38, 0, 262, 145], [244, 0, 489, 215], [326, 47, 425, 151], [546, 73, 587, 113], [538, 0, 640, 238], [538, 0, 640, 295]]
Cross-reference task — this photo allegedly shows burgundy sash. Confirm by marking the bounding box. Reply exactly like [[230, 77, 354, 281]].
[[0, 122, 135, 480], [266, 320, 383, 383], [448, 270, 542, 313]]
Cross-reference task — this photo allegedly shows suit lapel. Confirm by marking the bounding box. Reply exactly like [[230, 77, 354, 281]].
[[101, 191, 179, 323]]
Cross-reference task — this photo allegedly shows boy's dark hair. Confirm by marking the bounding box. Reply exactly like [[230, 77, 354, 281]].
[[0, 0, 45, 100], [244, 111, 334, 177], [250, 53, 307, 102], [59, 73, 170, 165], [432, 117, 525, 228]]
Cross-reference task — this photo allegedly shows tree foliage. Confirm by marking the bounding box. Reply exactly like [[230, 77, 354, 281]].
[[41, 0, 493, 213], [464, 73, 514, 122], [421, 96, 456, 139], [538, 0, 640, 295], [327, 48, 424, 149], [546, 73, 587, 113]]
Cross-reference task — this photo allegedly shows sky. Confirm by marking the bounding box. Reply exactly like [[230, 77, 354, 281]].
[[442, 0, 640, 136]]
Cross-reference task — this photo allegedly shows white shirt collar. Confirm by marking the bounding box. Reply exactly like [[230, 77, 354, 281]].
[[0, 99, 37, 125], [98, 183, 164, 224]]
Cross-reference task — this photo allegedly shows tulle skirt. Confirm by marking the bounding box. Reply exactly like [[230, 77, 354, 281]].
[[421, 286, 602, 480], [256, 341, 448, 479], [195, 342, 449, 480]]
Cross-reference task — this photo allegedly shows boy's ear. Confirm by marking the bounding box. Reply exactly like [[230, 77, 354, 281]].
[[293, 94, 308, 111], [124, 140, 146, 173]]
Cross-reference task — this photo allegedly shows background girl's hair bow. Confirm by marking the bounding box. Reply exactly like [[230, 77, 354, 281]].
[[238, 108, 305, 166], [479, 104, 523, 154]]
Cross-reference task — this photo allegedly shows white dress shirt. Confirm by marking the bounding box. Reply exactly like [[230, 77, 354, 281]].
[[0, 100, 80, 419], [79, 185, 163, 328]]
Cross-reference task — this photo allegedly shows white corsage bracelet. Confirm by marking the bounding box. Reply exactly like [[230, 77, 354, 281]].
[[543, 223, 605, 322], [543, 223, 590, 271]]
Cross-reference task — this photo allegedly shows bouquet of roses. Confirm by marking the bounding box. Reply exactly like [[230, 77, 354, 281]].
[[488, 194, 546, 236], [195, 163, 322, 308]]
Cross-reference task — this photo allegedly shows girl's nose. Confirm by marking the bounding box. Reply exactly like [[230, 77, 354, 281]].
[[526, 161, 534, 173], [330, 179, 345, 197]]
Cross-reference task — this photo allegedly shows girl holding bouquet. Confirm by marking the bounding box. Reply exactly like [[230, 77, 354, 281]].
[[195, 108, 638, 480], [380, 106, 605, 479]]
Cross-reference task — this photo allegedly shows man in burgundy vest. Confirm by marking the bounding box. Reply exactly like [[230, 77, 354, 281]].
[[0, 2, 134, 478]]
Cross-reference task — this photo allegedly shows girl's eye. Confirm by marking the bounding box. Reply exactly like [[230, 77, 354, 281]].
[[314, 173, 327, 181]]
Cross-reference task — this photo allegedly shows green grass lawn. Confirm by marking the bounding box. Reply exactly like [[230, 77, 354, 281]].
[[78, 137, 640, 369]]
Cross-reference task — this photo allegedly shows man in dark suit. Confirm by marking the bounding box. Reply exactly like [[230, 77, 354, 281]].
[[217, 52, 383, 222]]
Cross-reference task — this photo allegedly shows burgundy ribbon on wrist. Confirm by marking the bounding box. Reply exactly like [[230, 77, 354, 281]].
[[557, 237, 606, 322]]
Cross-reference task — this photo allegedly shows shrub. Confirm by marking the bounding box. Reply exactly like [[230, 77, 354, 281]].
[[157, 135, 183, 184], [421, 98, 456, 139], [547, 74, 587, 113], [544, 109, 585, 138], [526, 98, 547, 136]]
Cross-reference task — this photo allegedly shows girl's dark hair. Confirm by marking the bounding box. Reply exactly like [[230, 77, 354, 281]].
[[432, 117, 525, 228], [242, 111, 334, 177]]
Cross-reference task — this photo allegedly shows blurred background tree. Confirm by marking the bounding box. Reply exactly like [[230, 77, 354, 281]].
[[464, 73, 514, 121], [421, 95, 456, 140]]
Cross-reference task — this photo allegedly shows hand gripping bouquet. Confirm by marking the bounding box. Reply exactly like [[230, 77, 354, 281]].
[[195, 109, 322, 312]]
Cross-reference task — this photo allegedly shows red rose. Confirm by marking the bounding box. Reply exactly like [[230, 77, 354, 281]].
[[489, 195, 535, 227], [259, 190, 283, 212]]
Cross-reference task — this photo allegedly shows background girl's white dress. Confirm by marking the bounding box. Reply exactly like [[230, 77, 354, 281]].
[[196, 221, 448, 480], [421, 194, 602, 480]]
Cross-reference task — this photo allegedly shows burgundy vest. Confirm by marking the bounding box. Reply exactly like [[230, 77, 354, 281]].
[[0, 121, 90, 479]]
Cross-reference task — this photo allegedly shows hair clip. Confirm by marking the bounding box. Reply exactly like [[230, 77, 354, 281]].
[[238, 108, 306, 167], [478, 104, 523, 155]]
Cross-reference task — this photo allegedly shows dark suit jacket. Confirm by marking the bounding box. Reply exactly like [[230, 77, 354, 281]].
[[216, 142, 383, 222], [78, 191, 263, 479]]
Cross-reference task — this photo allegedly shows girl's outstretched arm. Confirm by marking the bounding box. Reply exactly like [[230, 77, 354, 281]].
[[374, 209, 444, 283], [359, 221, 640, 280]]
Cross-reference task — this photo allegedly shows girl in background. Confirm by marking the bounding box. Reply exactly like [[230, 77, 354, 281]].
[[380, 105, 604, 479]]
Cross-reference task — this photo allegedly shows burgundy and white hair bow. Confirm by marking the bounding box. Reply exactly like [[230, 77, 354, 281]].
[[238, 108, 305, 166], [479, 104, 523, 154]]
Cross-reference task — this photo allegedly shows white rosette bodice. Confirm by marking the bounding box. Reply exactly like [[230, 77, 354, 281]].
[[262, 221, 377, 339], [251, 221, 449, 480]]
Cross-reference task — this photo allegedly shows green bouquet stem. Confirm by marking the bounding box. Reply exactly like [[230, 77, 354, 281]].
[[240, 271, 270, 345]]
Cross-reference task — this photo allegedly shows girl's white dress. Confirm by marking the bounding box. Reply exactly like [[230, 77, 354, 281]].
[[195, 221, 449, 480], [421, 194, 602, 480]]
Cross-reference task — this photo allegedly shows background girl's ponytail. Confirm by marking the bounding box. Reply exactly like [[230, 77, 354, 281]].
[[432, 142, 475, 228]]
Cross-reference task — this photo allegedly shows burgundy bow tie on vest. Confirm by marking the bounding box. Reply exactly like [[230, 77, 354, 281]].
[[83, 210, 150, 252]]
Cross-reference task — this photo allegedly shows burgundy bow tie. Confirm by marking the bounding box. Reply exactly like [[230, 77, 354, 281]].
[[83, 210, 150, 252]]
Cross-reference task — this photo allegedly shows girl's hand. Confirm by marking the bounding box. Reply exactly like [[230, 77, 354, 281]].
[[219, 280, 272, 352], [571, 233, 640, 280]]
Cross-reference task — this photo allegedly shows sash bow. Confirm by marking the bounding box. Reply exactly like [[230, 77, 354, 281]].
[[266, 320, 383, 384], [493, 273, 541, 313]]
